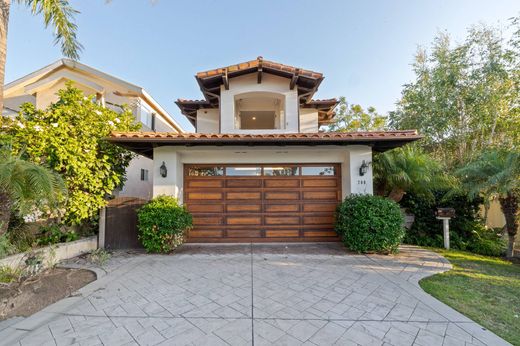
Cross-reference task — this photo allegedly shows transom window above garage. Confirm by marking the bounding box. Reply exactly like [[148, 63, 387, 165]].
[[187, 165, 336, 177]]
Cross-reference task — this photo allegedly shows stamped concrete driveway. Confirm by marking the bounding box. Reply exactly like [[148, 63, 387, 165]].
[[0, 244, 510, 346]]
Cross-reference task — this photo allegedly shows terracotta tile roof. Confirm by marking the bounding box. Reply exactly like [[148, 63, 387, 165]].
[[108, 130, 422, 158], [196, 56, 323, 80], [110, 130, 420, 140]]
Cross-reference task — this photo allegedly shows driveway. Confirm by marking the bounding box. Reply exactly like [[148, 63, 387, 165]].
[[0, 244, 510, 346]]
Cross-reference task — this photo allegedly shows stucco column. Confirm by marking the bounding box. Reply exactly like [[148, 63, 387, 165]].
[[152, 146, 183, 201], [343, 145, 373, 197]]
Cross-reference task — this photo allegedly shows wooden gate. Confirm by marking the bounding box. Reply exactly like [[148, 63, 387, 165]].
[[103, 197, 146, 249]]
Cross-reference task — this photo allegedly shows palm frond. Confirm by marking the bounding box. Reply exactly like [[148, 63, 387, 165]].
[[17, 0, 82, 59]]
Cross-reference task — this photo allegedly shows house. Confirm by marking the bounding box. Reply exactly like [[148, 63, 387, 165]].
[[3, 59, 183, 199], [109, 57, 422, 243]]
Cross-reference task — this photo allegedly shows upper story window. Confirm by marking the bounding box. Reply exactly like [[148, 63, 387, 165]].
[[140, 103, 156, 131], [234, 92, 285, 130]]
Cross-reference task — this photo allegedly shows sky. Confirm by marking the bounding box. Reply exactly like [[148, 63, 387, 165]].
[[5, 0, 520, 131]]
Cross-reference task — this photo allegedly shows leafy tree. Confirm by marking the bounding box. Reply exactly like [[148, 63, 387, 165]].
[[390, 24, 519, 166], [327, 97, 387, 132], [456, 149, 520, 258], [0, 146, 65, 235], [373, 146, 452, 203], [7, 84, 140, 225], [0, 0, 81, 111]]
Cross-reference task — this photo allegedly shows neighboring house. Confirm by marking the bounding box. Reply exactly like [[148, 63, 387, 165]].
[[3, 59, 184, 200], [109, 57, 422, 243]]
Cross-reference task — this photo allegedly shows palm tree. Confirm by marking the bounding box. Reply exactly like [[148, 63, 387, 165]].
[[373, 146, 451, 203], [456, 150, 520, 258], [0, 0, 81, 111], [0, 147, 66, 235]]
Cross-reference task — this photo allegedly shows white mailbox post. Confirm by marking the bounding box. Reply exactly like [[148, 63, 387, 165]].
[[436, 208, 456, 250]]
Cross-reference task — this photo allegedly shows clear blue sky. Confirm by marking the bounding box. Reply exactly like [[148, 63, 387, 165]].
[[6, 0, 519, 131]]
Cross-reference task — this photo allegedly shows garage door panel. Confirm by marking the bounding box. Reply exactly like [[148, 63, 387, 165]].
[[226, 192, 261, 200], [265, 230, 300, 238], [265, 191, 300, 200], [264, 204, 299, 212], [304, 230, 338, 237], [226, 179, 262, 188], [302, 179, 338, 187], [227, 216, 262, 225], [303, 215, 335, 225], [187, 180, 224, 188], [187, 204, 224, 213], [227, 230, 262, 238], [303, 203, 337, 212], [187, 192, 223, 200], [190, 230, 224, 238], [265, 216, 300, 225], [226, 204, 262, 212], [193, 216, 224, 226], [264, 179, 299, 188], [303, 191, 338, 200]]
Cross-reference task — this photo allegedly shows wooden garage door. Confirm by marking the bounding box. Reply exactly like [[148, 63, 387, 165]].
[[184, 164, 341, 242]]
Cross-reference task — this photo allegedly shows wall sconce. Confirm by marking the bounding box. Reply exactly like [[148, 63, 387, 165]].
[[160, 161, 167, 178], [359, 160, 371, 176]]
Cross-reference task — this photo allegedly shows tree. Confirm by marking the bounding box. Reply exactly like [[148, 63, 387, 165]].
[[0, 0, 81, 111], [373, 146, 451, 203], [327, 97, 387, 132], [7, 84, 140, 225], [456, 149, 520, 258], [0, 146, 65, 235], [390, 23, 519, 167]]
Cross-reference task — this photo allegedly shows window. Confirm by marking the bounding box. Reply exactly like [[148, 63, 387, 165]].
[[226, 167, 262, 176], [140, 104, 155, 130], [301, 166, 336, 176], [188, 167, 224, 176], [263, 166, 299, 176], [234, 92, 285, 130], [140, 169, 149, 181]]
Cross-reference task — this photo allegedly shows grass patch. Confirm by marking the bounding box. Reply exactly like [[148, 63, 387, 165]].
[[420, 249, 520, 345]]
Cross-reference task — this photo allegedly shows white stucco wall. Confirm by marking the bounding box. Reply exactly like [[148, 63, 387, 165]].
[[117, 155, 153, 200], [299, 108, 319, 133], [152, 145, 374, 202], [196, 108, 219, 133], [219, 74, 299, 134]]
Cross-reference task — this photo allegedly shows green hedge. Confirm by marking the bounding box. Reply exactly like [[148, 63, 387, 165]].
[[137, 196, 193, 253], [335, 194, 405, 253], [400, 191, 505, 256]]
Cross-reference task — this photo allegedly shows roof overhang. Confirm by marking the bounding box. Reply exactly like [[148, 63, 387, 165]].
[[107, 130, 423, 159], [176, 57, 336, 126]]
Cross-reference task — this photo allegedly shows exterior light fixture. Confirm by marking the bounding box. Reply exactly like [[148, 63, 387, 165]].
[[160, 161, 168, 178], [359, 160, 371, 176], [252, 116, 256, 120]]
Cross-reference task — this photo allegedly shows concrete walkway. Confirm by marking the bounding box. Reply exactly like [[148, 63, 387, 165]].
[[0, 244, 510, 346]]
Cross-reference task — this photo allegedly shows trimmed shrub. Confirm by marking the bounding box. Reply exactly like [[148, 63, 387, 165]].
[[335, 194, 405, 253], [137, 196, 193, 253]]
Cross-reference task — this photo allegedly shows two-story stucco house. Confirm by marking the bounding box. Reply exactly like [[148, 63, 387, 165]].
[[3, 59, 183, 199], [109, 57, 421, 243]]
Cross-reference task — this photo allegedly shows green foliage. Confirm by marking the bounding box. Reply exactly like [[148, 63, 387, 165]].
[[0, 266, 22, 283], [467, 228, 506, 257], [35, 224, 79, 246], [137, 196, 193, 253], [8, 225, 35, 253], [373, 146, 452, 203], [335, 195, 405, 253], [0, 146, 66, 234], [0, 234, 17, 259], [390, 23, 519, 166], [327, 97, 387, 132], [8, 84, 140, 225], [88, 248, 111, 266]]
